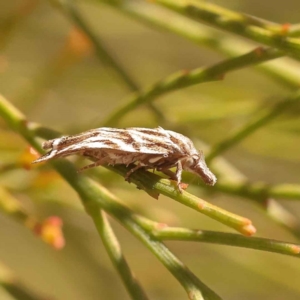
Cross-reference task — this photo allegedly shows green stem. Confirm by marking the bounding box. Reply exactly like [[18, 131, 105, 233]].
[[214, 181, 300, 202], [206, 91, 300, 162], [155, 0, 300, 60], [49, 0, 139, 91], [107, 165, 255, 236], [103, 47, 280, 126], [97, 0, 300, 89], [153, 227, 300, 257], [50, 0, 169, 122], [202, 180, 300, 239], [72, 175, 222, 300], [0, 95, 41, 151], [89, 210, 149, 300]]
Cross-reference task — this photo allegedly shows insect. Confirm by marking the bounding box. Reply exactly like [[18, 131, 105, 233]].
[[32, 127, 217, 192]]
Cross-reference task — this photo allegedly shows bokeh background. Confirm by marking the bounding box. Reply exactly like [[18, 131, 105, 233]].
[[1, 0, 300, 299]]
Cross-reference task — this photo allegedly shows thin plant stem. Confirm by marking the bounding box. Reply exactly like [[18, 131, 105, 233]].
[[106, 164, 256, 236], [49, 0, 139, 91], [49, 0, 169, 122], [153, 227, 300, 257], [211, 180, 300, 239], [96, 0, 300, 89], [89, 210, 150, 300], [212, 180, 300, 202], [155, 0, 300, 60], [103, 47, 281, 126], [206, 90, 300, 162]]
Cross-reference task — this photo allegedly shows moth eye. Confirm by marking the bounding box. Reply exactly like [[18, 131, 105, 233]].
[[42, 137, 64, 150], [184, 155, 200, 167], [42, 140, 54, 150], [192, 155, 200, 163], [184, 157, 194, 167]]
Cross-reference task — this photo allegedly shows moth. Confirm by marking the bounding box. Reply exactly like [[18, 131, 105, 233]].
[[32, 127, 217, 192]]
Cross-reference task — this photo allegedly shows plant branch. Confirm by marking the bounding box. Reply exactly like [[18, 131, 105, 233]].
[[206, 90, 300, 162], [89, 209, 149, 300], [96, 0, 300, 89], [153, 227, 300, 257], [106, 164, 256, 236], [213, 180, 300, 202], [49, 0, 170, 122], [49, 0, 139, 91], [155, 0, 300, 61], [103, 47, 281, 126]]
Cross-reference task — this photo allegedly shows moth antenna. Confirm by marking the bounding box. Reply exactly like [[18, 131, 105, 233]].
[[198, 150, 204, 159]]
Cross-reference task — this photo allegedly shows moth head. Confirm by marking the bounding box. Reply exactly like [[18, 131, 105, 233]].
[[182, 152, 217, 186], [32, 137, 66, 164], [42, 140, 54, 150], [42, 136, 68, 149]]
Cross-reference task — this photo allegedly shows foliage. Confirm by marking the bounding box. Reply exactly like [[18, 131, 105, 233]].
[[0, 1, 300, 299]]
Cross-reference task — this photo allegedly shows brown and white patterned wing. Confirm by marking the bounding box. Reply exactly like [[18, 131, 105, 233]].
[[33, 127, 184, 163]]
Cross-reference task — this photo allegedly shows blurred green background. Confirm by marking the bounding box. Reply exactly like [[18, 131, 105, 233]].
[[1, 0, 300, 299]]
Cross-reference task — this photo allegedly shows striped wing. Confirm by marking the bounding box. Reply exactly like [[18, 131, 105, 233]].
[[33, 127, 185, 163]]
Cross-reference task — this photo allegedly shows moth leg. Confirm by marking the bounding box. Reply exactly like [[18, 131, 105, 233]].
[[160, 161, 184, 193], [175, 161, 183, 193], [160, 169, 177, 180], [125, 163, 145, 182], [77, 159, 105, 173]]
